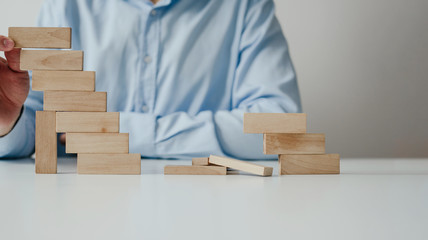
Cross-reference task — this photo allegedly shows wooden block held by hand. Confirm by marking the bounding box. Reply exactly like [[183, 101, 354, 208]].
[[279, 154, 340, 175], [32, 70, 95, 91], [164, 165, 227, 175], [56, 112, 119, 133], [192, 157, 210, 166], [209, 155, 273, 176], [66, 133, 129, 154], [78, 153, 141, 175], [35, 111, 57, 174], [264, 133, 325, 154], [20, 50, 83, 71], [9, 27, 71, 49], [244, 113, 307, 133], [44, 91, 107, 112]]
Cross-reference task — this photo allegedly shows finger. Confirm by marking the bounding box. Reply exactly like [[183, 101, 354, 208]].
[[0, 35, 15, 51], [59, 133, 66, 145], [4, 48, 24, 72]]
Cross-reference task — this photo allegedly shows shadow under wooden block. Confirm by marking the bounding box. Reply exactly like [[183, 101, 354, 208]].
[[66, 133, 129, 154], [56, 112, 119, 133], [20, 50, 83, 71], [78, 153, 141, 175], [209, 155, 273, 176], [35, 111, 57, 174], [44, 91, 107, 112], [243, 113, 307, 133], [9, 27, 71, 49], [263, 133, 325, 155], [279, 154, 340, 175], [32, 70, 95, 91], [164, 165, 227, 175]]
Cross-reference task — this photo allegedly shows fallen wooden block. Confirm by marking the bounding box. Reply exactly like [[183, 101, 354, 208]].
[[279, 154, 340, 175], [35, 111, 57, 174], [164, 165, 227, 175], [264, 133, 325, 154], [192, 157, 210, 166], [66, 133, 129, 154], [44, 91, 107, 112], [20, 50, 83, 71], [56, 112, 119, 133], [32, 70, 95, 91], [78, 153, 141, 175], [9, 27, 71, 49], [209, 155, 273, 176], [243, 113, 307, 133]]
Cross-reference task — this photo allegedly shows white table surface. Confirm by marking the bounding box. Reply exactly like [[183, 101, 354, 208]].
[[0, 157, 427, 240]]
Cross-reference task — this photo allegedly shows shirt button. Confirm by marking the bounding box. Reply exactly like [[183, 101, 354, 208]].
[[151, 10, 157, 16], [144, 55, 152, 64], [141, 105, 149, 112]]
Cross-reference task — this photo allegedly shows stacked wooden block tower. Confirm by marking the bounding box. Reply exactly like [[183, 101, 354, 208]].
[[244, 113, 340, 174], [9, 27, 140, 175]]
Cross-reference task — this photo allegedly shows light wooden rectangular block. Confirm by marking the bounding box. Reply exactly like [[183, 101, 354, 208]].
[[164, 165, 227, 175], [20, 50, 83, 71], [209, 155, 273, 176], [56, 112, 119, 133], [44, 91, 107, 112], [32, 70, 95, 91], [264, 133, 325, 154], [244, 113, 307, 133], [279, 154, 340, 175], [78, 153, 141, 175], [9, 27, 71, 49], [66, 133, 129, 154], [35, 111, 57, 174], [192, 157, 210, 166]]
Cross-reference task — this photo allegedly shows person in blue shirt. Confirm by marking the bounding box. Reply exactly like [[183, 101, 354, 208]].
[[0, 0, 301, 159]]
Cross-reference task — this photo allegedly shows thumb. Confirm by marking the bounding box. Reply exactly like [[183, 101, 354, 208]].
[[4, 48, 24, 72], [0, 35, 14, 51]]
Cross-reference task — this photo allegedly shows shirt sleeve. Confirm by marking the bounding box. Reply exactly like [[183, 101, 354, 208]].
[[0, 1, 59, 158], [121, 0, 302, 160]]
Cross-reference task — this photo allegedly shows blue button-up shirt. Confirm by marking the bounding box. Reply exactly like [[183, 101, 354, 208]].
[[0, 0, 301, 159]]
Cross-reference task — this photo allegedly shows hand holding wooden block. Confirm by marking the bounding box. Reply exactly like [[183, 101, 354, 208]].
[[9, 27, 71, 49], [209, 155, 273, 176]]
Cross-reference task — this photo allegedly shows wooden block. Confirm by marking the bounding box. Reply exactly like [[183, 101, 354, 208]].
[[279, 154, 340, 175], [78, 153, 141, 175], [20, 50, 83, 71], [209, 155, 273, 176], [164, 165, 227, 175], [264, 133, 325, 154], [9, 27, 71, 49], [35, 111, 57, 174], [66, 133, 129, 154], [32, 70, 95, 91], [56, 112, 119, 133], [44, 91, 107, 112], [192, 157, 209, 166], [244, 113, 307, 133]]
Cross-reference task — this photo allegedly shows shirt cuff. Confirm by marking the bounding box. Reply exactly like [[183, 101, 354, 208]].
[[119, 112, 156, 158], [0, 106, 34, 158]]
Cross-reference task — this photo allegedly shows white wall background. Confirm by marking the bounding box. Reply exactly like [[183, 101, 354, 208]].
[[1, 0, 427, 157]]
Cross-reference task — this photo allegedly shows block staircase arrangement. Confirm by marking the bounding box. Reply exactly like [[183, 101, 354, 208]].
[[9, 27, 141, 175]]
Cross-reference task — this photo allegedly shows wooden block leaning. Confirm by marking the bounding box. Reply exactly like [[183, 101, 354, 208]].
[[35, 111, 57, 174], [243, 113, 307, 133], [192, 157, 210, 166], [44, 91, 107, 112], [264, 133, 325, 154], [78, 153, 141, 175], [20, 50, 83, 71], [66, 133, 129, 154], [9, 27, 71, 49], [279, 154, 340, 175], [32, 71, 95, 91], [164, 166, 227, 175], [56, 112, 119, 133], [209, 155, 273, 176]]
